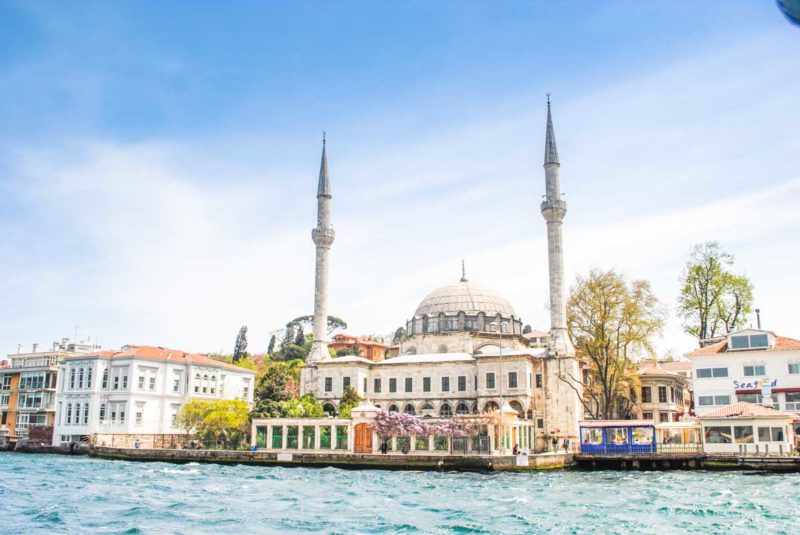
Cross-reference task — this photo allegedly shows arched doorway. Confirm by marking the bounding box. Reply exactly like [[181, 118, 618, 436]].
[[404, 404, 416, 415], [322, 403, 336, 416], [354, 423, 373, 453], [509, 400, 525, 418], [388, 404, 399, 413]]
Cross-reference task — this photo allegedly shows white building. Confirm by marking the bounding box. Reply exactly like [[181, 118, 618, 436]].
[[698, 402, 796, 455], [685, 328, 800, 416], [52, 344, 254, 445]]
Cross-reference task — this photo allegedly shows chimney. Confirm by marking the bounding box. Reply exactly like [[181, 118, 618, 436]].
[[755, 308, 762, 329], [52, 341, 59, 351], [32, 343, 39, 353], [62, 337, 69, 347]]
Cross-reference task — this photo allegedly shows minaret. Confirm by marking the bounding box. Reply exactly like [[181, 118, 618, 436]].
[[539, 96, 581, 446], [540, 96, 573, 357], [307, 134, 335, 363]]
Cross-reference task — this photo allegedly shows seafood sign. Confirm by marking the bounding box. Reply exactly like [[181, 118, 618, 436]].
[[732, 378, 778, 389]]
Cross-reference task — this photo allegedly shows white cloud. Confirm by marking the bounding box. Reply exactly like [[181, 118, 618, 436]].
[[2, 30, 799, 358]]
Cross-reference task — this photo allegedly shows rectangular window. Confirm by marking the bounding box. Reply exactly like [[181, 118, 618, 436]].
[[66, 403, 72, 425], [135, 410, 143, 425], [302, 426, 316, 449], [704, 426, 732, 444], [405, 378, 413, 393], [286, 426, 299, 449], [110, 407, 117, 423], [658, 386, 667, 403], [441, 377, 450, 392], [271, 426, 284, 449], [148, 377, 156, 391], [734, 426, 754, 443], [324, 377, 332, 392], [173, 378, 180, 393], [536, 418, 544, 429], [122, 375, 128, 389], [486, 373, 496, 389], [698, 395, 714, 406], [70, 369, 76, 389], [788, 363, 800, 375], [771, 427, 785, 442], [389, 378, 397, 393], [363, 377, 367, 394], [508, 372, 518, 389], [138, 376, 145, 389], [743, 365, 766, 377], [86, 368, 92, 388], [373, 378, 381, 393], [715, 395, 731, 405], [642, 411, 653, 420], [423, 377, 431, 392], [102, 369, 108, 389], [78, 368, 84, 389], [320, 426, 331, 449], [458, 376, 466, 392], [83, 403, 89, 425], [256, 426, 267, 449], [535, 374, 543, 388], [99, 404, 106, 422], [642, 387, 652, 403], [343, 377, 351, 390], [336, 425, 348, 450], [697, 367, 728, 379]]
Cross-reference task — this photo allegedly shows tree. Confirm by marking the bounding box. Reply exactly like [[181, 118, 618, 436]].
[[233, 325, 248, 363], [294, 325, 305, 346], [336, 348, 355, 357], [678, 242, 754, 343], [176, 399, 250, 449], [267, 335, 277, 355], [393, 326, 406, 342], [251, 360, 304, 417], [282, 322, 296, 349], [566, 269, 665, 420], [523, 324, 532, 334], [288, 315, 348, 335], [337, 385, 361, 418], [351, 340, 361, 357]]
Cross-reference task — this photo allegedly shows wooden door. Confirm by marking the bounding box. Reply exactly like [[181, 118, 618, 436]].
[[354, 423, 373, 453]]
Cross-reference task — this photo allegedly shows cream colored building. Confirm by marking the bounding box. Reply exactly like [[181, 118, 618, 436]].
[[636, 364, 691, 423]]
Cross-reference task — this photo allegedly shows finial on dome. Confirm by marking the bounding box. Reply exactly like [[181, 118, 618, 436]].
[[460, 259, 468, 282]]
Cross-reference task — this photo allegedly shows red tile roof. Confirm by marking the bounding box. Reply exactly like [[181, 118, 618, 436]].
[[699, 402, 795, 419], [686, 336, 800, 356], [63, 345, 253, 374]]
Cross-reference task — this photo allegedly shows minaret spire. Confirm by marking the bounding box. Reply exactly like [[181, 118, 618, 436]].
[[307, 134, 335, 363], [460, 259, 467, 282], [544, 94, 559, 165]]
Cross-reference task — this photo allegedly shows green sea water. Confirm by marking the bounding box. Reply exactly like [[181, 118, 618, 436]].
[[0, 452, 797, 534]]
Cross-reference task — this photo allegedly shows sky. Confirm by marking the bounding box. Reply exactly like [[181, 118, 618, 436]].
[[1, 1, 799, 359]]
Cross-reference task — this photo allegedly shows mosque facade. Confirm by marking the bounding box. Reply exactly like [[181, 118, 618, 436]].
[[300, 101, 582, 448]]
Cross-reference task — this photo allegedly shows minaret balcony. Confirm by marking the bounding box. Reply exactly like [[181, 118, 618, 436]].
[[312, 226, 336, 246], [540, 199, 567, 221]]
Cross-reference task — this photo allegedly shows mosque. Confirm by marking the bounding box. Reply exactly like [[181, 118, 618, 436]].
[[300, 100, 582, 447]]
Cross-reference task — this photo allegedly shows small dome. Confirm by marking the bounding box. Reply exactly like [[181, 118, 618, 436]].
[[414, 280, 516, 317]]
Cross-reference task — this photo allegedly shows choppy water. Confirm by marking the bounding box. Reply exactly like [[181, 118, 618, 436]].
[[1, 452, 798, 534]]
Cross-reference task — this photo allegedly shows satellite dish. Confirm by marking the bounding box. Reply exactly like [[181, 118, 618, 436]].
[[778, 0, 800, 26]]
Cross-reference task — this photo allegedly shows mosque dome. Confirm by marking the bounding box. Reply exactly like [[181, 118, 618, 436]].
[[414, 279, 517, 318]]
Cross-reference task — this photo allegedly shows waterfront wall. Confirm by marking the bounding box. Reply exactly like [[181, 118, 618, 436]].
[[91, 446, 573, 471]]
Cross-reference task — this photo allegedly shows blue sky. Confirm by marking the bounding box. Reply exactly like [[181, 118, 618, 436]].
[[1, 1, 799, 357]]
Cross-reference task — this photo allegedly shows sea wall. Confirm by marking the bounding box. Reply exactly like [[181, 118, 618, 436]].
[[91, 447, 574, 472]]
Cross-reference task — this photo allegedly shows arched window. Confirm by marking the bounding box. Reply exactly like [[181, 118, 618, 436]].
[[322, 403, 336, 416], [405, 347, 417, 355], [421, 402, 435, 411], [388, 404, 399, 413], [483, 401, 499, 413], [403, 404, 416, 415], [439, 403, 453, 417], [509, 400, 525, 418], [455, 402, 470, 415]]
